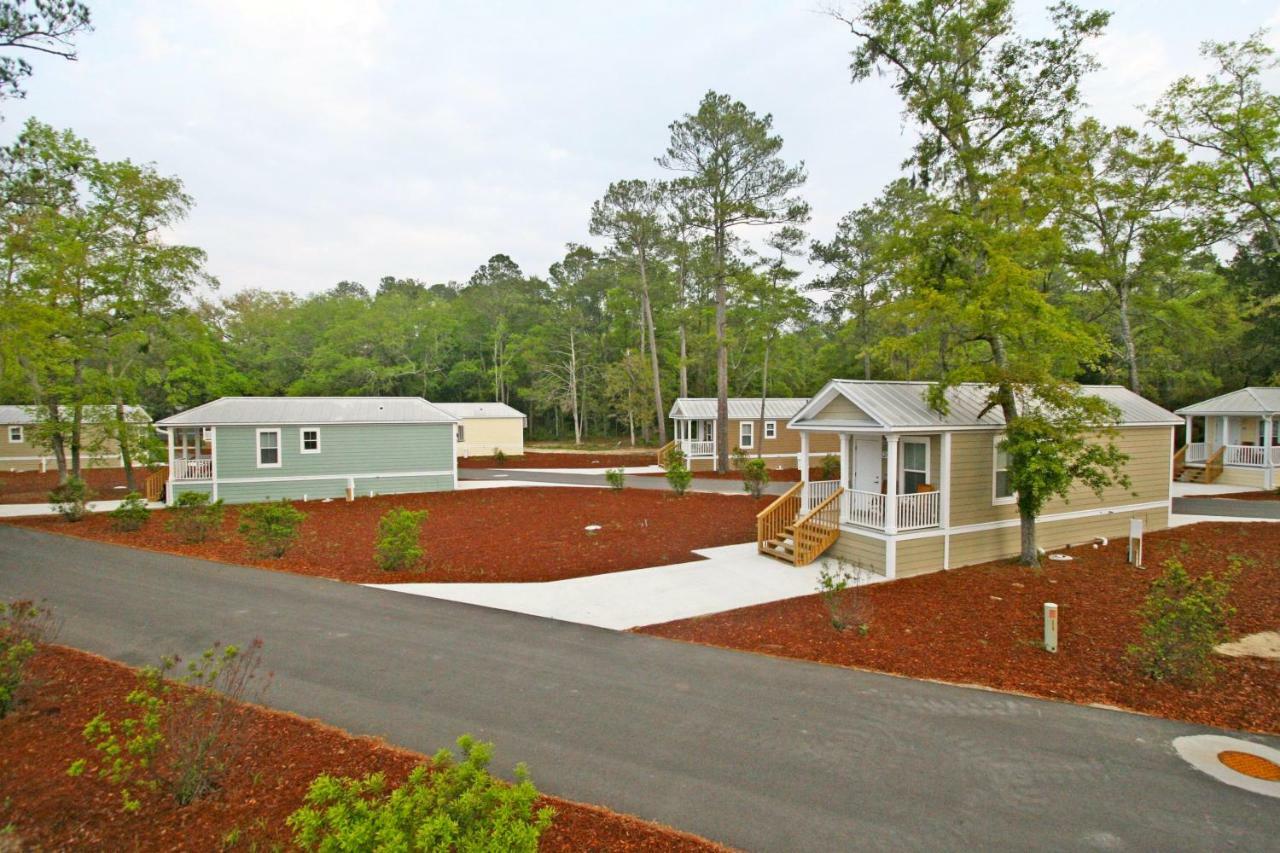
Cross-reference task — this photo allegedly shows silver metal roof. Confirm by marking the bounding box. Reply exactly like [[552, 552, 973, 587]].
[[155, 397, 457, 427], [1174, 387, 1280, 416], [0, 404, 151, 425], [434, 402, 526, 420], [669, 397, 811, 420], [791, 381, 1181, 430]]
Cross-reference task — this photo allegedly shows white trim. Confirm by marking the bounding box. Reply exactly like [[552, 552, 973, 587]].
[[210, 426, 218, 503], [900, 436, 930, 492], [885, 537, 896, 579], [739, 421, 754, 450], [299, 427, 321, 454], [166, 427, 176, 507], [213, 469, 454, 485], [451, 418, 458, 488], [992, 434, 1015, 505], [764, 420, 777, 439], [256, 428, 282, 469], [7, 425, 22, 443], [839, 500, 1170, 541]]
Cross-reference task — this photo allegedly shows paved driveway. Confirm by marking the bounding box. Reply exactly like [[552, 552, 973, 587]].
[[0, 525, 1274, 851]]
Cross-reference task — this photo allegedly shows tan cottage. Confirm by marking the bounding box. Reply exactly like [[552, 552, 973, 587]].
[[434, 402, 526, 457], [1174, 388, 1279, 489], [757, 380, 1179, 578], [665, 397, 840, 472], [1, 404, 152, 472]]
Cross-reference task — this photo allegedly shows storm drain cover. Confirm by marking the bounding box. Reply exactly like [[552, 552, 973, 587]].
[[1173, 735, 1280, 798]]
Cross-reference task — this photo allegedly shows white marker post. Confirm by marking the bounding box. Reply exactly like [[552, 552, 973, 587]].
[[1044, 603, 1059, 653], [1128, 517, 1144, 567]]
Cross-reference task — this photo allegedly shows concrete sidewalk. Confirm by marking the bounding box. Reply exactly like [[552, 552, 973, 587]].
[[0, 498, 163, 518]]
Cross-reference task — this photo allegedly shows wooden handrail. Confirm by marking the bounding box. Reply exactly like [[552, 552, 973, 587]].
[[792, 487, 844, 566], [756, 481, 803, 519], [143, 466, 168, 503], [655, 439, 678, 468], [1172, 445, 1187, 479], [1204, 445, 1225, 484], [757, 481, 803, 553]]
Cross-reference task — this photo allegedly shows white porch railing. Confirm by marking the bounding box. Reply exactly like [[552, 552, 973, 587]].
[[1185, 442, 1207, 463], [897, 490, 941, 531], [804, 479, 840, 510], [681, 440, 715, 458], [844, 489, 886, 529], [172, 457, 212, 480], [1225, 444, 1267, 467]]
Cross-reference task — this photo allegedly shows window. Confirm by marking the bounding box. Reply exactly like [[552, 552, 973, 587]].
[[993, 438, 1014, 504], [7, 425, 22, 443], [456, 424, 465, 443], [739, 421, 754, 449], [901, 439, 929, 493], [257, 428, 281, 468], [300, 428, 320, 454], [764, 420, 777, 440]]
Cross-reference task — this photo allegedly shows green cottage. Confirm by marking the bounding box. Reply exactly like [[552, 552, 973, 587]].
[[154, 397, 457, 505]]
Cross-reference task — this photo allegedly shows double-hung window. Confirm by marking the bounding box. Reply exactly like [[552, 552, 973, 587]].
[[739, 421, 754, 450], [901, 439, 929, 493], [764, 420, 777, 440], [993, 438, 1014, 504], [257, 428, 281, 468], [7, 425, 22, 443], [300, 428, 321, 454]]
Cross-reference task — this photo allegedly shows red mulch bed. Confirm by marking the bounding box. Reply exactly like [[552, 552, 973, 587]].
[[639, 522, 1280, 734], [0, 645, 726, 852], [638, 467, 827, 483], [0, 467, 135, 504], [1207, 489, 1280, 501], [5, 488, 769, 584], [459, 452, 656, 469]]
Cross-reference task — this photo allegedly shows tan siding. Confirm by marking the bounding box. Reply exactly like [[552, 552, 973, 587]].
[[725, 419, 838, 469], [812, 395, 872, 422], [948, 507, 1169, 569], [456, 417, 523, 457], [0, 422, 124, 470], [827, 530, 887, 575], [1216, 467, 1266, 488], [896, 536, 945, 578]]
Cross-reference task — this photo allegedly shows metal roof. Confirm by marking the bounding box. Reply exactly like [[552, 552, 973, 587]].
[[790, 381, 1181, 430], [0, 404, 151, 425], [1174, 387, 1280, 416], [434, 402, 526, 420], [669, 397, 811, 420], [155, 397, 457, 427]]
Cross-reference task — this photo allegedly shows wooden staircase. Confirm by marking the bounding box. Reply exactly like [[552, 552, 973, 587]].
[[143, 466, 169, 503], [1175, 445, 1224, 484], [757, 482, 845, 566], [656, 439, 679, 468]]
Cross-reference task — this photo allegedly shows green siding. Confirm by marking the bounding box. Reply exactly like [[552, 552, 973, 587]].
[[170, 481, 213, 502]]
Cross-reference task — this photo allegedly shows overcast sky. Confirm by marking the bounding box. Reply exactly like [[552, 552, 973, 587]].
[[5, 0, 1280, 296]]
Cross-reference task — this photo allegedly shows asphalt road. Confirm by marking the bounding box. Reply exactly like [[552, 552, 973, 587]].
[[1172, 496, 1280, 518], [1, 525, 1275, 851]]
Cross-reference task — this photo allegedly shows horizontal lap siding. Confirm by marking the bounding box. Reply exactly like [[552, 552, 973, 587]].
[[896, 535, 945, 578], [1216, 467, 1266, 487], [170, 481, 213, 501], [216, 473, 453, 504], [727, 420, 839, 468], [948, 507, 1169, 569], [457, 418, 523, 457], [828, 530, 887, 575]]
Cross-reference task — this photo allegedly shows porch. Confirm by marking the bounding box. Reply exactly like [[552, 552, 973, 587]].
[[1176, 413, 1278, 485], [167, 426, 213, 481], [672, 418, 716, 461]]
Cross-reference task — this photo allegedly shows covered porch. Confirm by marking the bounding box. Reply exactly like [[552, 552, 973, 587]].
[[672, 417, 716, 462], [1175, 392, 1280, 488], [166, 426, 213, 481]]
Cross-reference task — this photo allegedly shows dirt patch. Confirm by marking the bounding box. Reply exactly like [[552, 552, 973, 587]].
[[0, 645, 726, 852], [1206, 489, 1280, 502], [459, 451, 657, 469], [638, 522, 1280, 734], [1217, 631, 1280, 660], [5, 487, 768, 584], [0, 467, 140, 505]]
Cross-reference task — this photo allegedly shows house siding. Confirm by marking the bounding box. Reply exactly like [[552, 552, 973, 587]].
[[1215, 466, 1267, 488], [724, 419, 839, 468], [1, 422, 126, 471], [827, 530, 888, 575], [947, 506, 1169, 569], [455, 417, 523, 457], [895, 535, 945, 578], [812, 396, 872, 422], [170, 481, 213, 501]]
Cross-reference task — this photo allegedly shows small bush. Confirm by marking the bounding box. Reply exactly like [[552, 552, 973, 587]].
[[662, 446, 686, 471], [375, 508, 429, 571], [665, 460, 692, 496], [49, 476, 88, 522], [1128, 557, 1240, 683], [109, 492, 150, 532], [0, 600, 56, 718], [605, 468, 626, 491], [819, 454, 840, 481], [165, 491, 225, 543], [740, 457, 770, 498], [817, 559, 870, 634], [238, 499, 306, 558], [288, 735, 555, 852], [493, 448, 507, 466]]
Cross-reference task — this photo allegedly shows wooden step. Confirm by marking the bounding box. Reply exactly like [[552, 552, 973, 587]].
[[761, 541, 796, 563]]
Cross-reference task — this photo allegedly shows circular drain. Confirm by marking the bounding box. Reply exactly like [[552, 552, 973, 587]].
[[1173, 735, 1280, 798], [1218, 750, 1280, 781]]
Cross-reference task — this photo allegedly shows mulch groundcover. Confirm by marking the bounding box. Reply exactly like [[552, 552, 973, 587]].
[[458, 452, 656, 469], [639, 522, 1280, 735], [1207, 489, 1280, 501], [0, 468, 134, 505], [638, 467, 826, 483], [0, 645, 726, 852], [6, 487, 769, 584]]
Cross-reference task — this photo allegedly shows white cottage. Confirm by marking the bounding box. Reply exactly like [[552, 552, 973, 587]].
[[1174, 387, 1280, 489]]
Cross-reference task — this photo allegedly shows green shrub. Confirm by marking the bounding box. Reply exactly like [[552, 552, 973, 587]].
[[1128, 557, 1240, 683], [238, 499, 306, 558], [816, 559, 870, 634], [109, 492, 150, 532], [819, 454, 840, 481], [0, 600, 55, 718], [740, 457, 770, 498], [49, 476, 88, 522], [605, 468, 626, 491], [493, 448, 507, 466], [288, 735, 554, 852], [375, 508, 429, 571], [662, 446, 686, 471], [665, 460, 692, 496], [165, 491, 225, 543]]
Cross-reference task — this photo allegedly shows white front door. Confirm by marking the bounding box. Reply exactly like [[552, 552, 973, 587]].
[[851, 439, 881, 493]]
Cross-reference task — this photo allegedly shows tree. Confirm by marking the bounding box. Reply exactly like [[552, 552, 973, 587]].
[[659, 91, 809, 471], [0, 0, 91, 103]]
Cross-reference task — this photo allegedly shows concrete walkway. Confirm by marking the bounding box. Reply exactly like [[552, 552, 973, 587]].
[[369, 542, 846, 630], [459, 467, 792, 496], [0, 498, 163, 518]]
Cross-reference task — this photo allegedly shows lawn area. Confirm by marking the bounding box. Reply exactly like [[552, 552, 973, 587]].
[[6, 487, 769, 584], [639, 521, 1280, 735], [0, 645, 724, 852], [459, 451, 657, 468], [0, 467, 137, 505]]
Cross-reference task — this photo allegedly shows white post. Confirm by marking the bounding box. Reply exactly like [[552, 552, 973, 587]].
[[885, 434, 899, 534], [1184, 415, 1193, 452], [939, 432, 951, 530], [799, 431, 811, 513], [838, 434, 851, 523], [1043, 603, 1059, 653], [1221, 415, 1229, 451], [1265, 416, 1275, 490], [165, 428, 175, 506]]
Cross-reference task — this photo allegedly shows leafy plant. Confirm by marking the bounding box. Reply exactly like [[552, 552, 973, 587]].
[[817, 559, 870, 634], [493, 448, 507, 466], [665, 460, 692, 496], [819, 454, 840, 481], [165, 491, 225, 543], [70, 640, 269, 811], [288, 735, 554, 852], [1128, 557, 1240, 683], [109, 492, 150, 532], [238, 499, 306, 558], [605, 468, 626, 491], [740, 457, 770, 498], [48, 476, 88, 522], [0, 600, 56, 718], [375, 508, 429, 571], [662, 445, 686, 472]]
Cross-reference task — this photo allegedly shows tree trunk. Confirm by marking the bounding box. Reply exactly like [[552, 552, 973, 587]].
[[714, 226, 729, 473], [678, 323, 689, 398], [115, 400, 136, 492], [638, 249, 667, 445], [1116, 281, 1140, 393], [47, 401, 67, 484], [568, 330, 581, 446], [988, 334, 1038, 567], [757, 342, 770, 460], [70, 399, 82, 481]]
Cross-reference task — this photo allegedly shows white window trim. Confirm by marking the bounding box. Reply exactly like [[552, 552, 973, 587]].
[[456, 424, 465, 443], [764, 420, 777, 439], [992, 434, 1015, 505], [900, 437, 931, 492], [739, 421, 754, 450], [299, 427, 321, 454], [7, 425, 22, 443], [256, 428, 282, 469]]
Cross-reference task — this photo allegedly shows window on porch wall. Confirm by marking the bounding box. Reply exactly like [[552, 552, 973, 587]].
[[902, 441, 928, 493]]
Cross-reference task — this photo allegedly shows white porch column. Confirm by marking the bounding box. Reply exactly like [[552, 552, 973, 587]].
[[838, 434, 851, 521], [1184, 415, 1193, 451], [939, 432, 952, 529], [1220, 415, 1229, 450], [165, 427, 175, 506], [799, 431, 811, 513], [1265, 416, 1275, 490], [885, 434, 899, 534]]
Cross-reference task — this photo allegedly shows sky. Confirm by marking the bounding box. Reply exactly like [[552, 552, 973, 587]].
[[5, 0, 1280, 296]]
